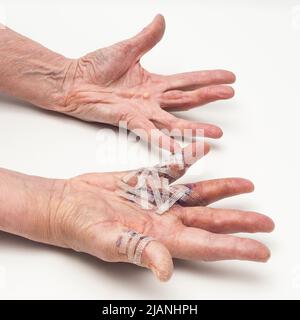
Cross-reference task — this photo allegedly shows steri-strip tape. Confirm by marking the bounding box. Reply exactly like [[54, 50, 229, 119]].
[[117, 153, 191, 214]]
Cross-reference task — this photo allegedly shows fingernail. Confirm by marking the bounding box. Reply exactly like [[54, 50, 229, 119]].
[[219, 86, 234, 98]]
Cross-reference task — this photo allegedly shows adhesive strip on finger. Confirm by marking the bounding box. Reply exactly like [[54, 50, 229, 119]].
[[178, 178, 255, 207], [118, 230, 136, 255], [117, 230, 155, 266], [133, 236, 155, 266], [156, 185, 191, 214], [116, 229, 173, 281], [117, 144, 205, 214], [117, 164, 184, 214], [127, 233, 142, 262]]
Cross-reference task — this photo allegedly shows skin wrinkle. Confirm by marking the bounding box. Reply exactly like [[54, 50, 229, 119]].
[[0, 15, 274, 281], [79, 57, 99, 84], [47, 179, 75, 249], [44, 179, 59, 243], [60, 59, 77, 98], [0, 149, 274, 281], [45, 17, 235, 146], [0, 30, 72, 110]]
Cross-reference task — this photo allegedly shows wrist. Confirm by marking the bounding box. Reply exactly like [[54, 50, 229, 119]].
[[0, 169, 67, 246], [24, 176, 69, 248], [0, 27, 79, 113], [32, 55, 78, 112]]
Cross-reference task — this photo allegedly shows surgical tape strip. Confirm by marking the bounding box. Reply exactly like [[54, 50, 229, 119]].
[[116, 190, 155, 209], [118, 230, 155, 266], [133, 236, 155, 266], [127, 233, 142, 261], [118, 230, 136, 254], [117, 152, 191, 214], [156, 185, 190, 214]]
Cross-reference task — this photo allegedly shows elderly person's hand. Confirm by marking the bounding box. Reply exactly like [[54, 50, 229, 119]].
[[0, 15, 235, 151], [0, 144, 274, 281], [62, 15, 235, 150]]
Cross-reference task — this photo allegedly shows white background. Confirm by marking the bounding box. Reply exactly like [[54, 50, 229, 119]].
[[0, 0, 300, 299]]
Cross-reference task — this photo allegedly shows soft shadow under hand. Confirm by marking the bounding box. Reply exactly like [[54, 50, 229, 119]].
[[174, 258, 265, 283], [1, 231, 266, 288]]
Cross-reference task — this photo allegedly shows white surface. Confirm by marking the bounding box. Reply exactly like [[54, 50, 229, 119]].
[[0, 0, 300, 299]]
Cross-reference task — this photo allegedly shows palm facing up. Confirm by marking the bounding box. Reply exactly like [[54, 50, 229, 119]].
[[64, 15, 235, 150], [53, 144, 274, 281]]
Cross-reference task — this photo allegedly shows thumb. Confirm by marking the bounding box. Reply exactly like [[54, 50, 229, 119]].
[[140, 238, 173, 282], [122, 14, 166, 61], [85, 224, 173, 282]]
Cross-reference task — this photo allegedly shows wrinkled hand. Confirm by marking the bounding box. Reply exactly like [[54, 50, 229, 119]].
[[63, 15, 235, 150], [48, 144, 274, 281]]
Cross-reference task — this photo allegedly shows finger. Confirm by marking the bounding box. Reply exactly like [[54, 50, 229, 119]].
[[161, 69, 236, 91], [126, 115, 181, 152], [179, 178, 255, 206], [182, 141, 210, 167], [171, 227, 271, 262], [139, 237, 173, 281], [157, 141, 210, 182], [86, 225, 173, 282], [152, 110, 223, 138], [119, 141, 210, 187], [178, 207, 275, 234], [121, 14, 165, 61], [79, 142, 210, 186], [159, 85, 234, 110]]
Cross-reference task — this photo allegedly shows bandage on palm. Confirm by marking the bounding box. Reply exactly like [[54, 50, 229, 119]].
[[64, 142, 273, 282], [0, 143, 274, 282], [117, 150, 191, 214]]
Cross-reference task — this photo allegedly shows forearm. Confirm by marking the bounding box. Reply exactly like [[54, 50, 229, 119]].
[[0, 27, 75, 110], [0, 168, 65, 245]]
